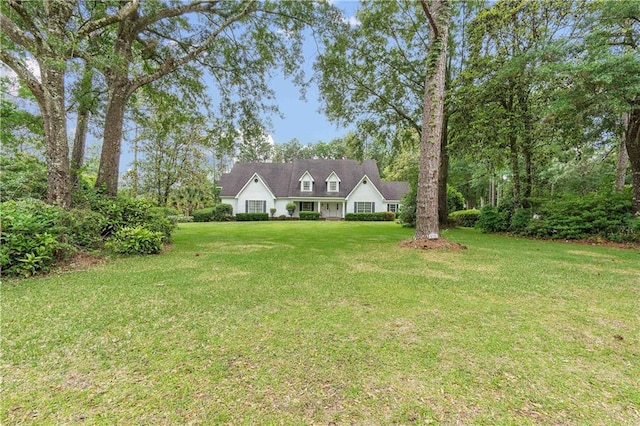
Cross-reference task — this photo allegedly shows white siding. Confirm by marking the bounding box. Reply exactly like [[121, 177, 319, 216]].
[[236, 178, 275, 213], [346, 179, 385, 213]]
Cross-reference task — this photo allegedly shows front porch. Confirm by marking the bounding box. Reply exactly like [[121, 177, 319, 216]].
[[296, 200, 345, 219]]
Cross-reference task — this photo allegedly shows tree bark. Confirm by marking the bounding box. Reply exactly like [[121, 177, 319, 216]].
[[614, 115, 629, 192], [625, 101, 640, 215], [438, 110, 449, 224], [509, 134, 521, 208], [416, 0, 449, 240], [70, 108, 90, 190], [96, 82, 130, 196], [40, 61, 71, 208]]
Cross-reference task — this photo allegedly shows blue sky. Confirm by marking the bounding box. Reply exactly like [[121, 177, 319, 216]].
[[265, 0, 360, 146]]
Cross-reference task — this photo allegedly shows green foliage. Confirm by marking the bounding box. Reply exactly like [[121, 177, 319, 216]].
[[475, 206, 510, 233], [345, 212, 394, 221], [509, 208, 533, 233], [448, 209, 481, 227], [286, 202, 297, 217], [236, 213, 269, 221], [193, 207, 215, 222], [397, 186, 417, 227], [447, 185, 465, 213], [193, 204, 233, 222], [105, 227, 164, 255], [278, 214, 287, 220], [523, 190, 638, 242], [270, 207, 277, 217], [0, 154, 47, 201], [299, 212, 320, 220], [0, 200, 68, 277]]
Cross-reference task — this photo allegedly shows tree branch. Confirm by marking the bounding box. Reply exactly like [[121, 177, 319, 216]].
[[128, 1, 256, 95], [420, 0, 440, 39], [0, 10, 37, 52], [0, 49, 44, 103], [77, 0, 139, 38]]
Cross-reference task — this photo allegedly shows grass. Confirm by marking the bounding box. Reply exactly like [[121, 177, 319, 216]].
[[2, 221, 639, 424]]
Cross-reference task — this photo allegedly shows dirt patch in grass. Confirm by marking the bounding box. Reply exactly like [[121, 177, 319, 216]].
[[399, 238, 467, 251], [55, 252, 106, 273]]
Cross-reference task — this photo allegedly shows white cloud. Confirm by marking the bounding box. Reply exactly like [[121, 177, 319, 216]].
[[343, 15, 361, 27], [0, 57, 41, 96]]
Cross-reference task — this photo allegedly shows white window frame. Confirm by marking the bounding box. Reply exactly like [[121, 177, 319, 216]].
[[328, 181, 338, 192], [387, 203, 399, 213], [355, 201, 374, 213], [302, 180, 311, 192], [247, 200, 266, 213]]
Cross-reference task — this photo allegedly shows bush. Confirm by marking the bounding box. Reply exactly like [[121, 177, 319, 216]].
[[193, 207, 215, 222], [286, 202, 296, 217], [106, 226, 164, 255], [475, 205, 510, 233], [0, 199, 69, 277], [236, 213, 269, 221], [299, 211, 320, 220], [63, 209, 108, 249], [509, 208, 533, 233], [278, 214, 287, 220], [448, 209, 481, 227], [447, 185, 465, 213], [398, 187, 417, 227], [523, 190, 638, 242], [167, 215, 193, 223], [345, 212, 393, 221], [213, 203, 233, 221]]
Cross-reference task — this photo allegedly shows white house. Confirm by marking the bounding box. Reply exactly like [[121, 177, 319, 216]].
[[218, 159, 409, 218]]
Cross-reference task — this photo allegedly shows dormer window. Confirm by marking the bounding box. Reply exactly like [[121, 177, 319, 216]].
[[302, 180, 311, 191], [326, 171, 341, 193], [299, 170, 314, 192]]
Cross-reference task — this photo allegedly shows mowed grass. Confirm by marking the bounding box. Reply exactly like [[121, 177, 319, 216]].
[[2, 222, 639, 424]]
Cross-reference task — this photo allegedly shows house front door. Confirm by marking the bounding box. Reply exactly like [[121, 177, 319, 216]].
[[323, 202, 341, 218]]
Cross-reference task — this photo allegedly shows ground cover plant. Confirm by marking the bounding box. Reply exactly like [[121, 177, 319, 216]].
[[2, 222, 639, 424]]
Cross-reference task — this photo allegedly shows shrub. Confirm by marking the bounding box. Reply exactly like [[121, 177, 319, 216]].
[[236, 213, 269, 221], [106, 226, 164, 255], [448, 209, 481, 227], [278, 214, 287, 220], [63, 209, 108, 249], [0, 199, 69, 277], [193, 207, 214, 222], [475, 205, 510, 233], [509, 208, 533, 233], [299, 211, 320, 220], [286, 202, 296, 217], [398, 187, 417, 227], [523, 190, 637, 242], [345, 212, 392, 221], [213, 203, 233, 221], [270, 207, 277, 218], [167, 215, 193, 223]]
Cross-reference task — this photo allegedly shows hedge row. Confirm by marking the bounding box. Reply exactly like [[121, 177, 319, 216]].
[[448, 209, 481, 227], [475, 189, 639, 243], [236, 213, 269, 221], [345, 212, 395, 221], [299, 212, 320, 220], [192, 204, 233, 222]]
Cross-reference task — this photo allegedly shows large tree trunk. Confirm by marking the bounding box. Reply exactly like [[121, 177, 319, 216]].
[[70, 108, 90, 190], [40, 63, 71, 208], [416, 0, 449, 240], [615, 114, 630, 192], [509, 134, 522, 208], [626, 102, 640, 215], [96, 82, 130, 196], [438, 111, 449, 224]]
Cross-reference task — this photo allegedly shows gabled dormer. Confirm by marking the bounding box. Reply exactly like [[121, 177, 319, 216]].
[[325, 171, 341, 192], [298, 171, 314, 192]]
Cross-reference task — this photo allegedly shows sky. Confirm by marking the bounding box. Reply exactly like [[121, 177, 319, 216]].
[[261, 0, 361, 146]]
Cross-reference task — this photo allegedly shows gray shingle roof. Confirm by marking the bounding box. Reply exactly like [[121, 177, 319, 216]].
[[218, 159, 408, 200]]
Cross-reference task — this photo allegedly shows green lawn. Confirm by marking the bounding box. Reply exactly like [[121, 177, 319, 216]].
[[2, 222, 639, 424]]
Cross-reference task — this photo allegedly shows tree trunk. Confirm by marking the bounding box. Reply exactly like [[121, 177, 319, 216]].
[[96, 82, 129, 196], [625, 102, 640, 215], [416, 0, 449, 240], [615, 117, 629, 192], [523, 145, 533, 208], [438, 110, 449, 224], [70, 108, 90, 190], [41, 63, 71, 208], [509, 134, 521, 208]]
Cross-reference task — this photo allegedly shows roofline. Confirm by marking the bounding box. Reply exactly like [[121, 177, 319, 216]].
[[345, 174, 385, 200], [233, 173, 277, 199]]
